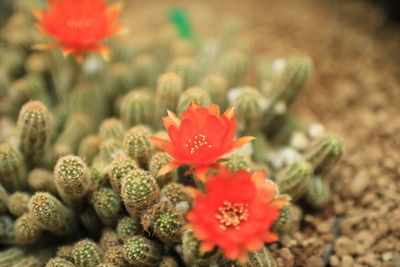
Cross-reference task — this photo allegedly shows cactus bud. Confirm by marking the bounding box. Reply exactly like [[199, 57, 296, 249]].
[[56, 245, 74, 262], [154, 73, 183, 128], [54, 155, 91, 206], [218, 49, 248, 88], [177, 86, 211, 115], [0, 184, 9, 213], [182, 228, 220, 265], [305, 175, 331, 208], [45, 257, 75, 267], [99, 118, 125, 140], [14, 213, 42, 245], [99, 228, 120, 251], [116, 216, 141, 241], [78, 135, 102, 165], [123, 236, 162, 267], [119, 89, 153, 127], [90, 187, 121, 226], [17, 101, 52, 164], [53, 114, 92, 158], [149, 152, 177, 187], [230, 86, 267, 133], [276, 161, 312, 201], [28, 192, 75, 235], [123, 126, 153, 166], [0, 143, 27, 191], [108, 156, 138, 194], [121, 169, 160, 216], [202, 74, 228, 108], [223, 152, 252, 173], [132, 54, 158, 89], [304, 135, 344, 174], [99, 138, 125, 161], [7, 191, 30, 217], [71, 239, 103, 267], [168, 57, 196, 89], [141, 201, 185, 243]]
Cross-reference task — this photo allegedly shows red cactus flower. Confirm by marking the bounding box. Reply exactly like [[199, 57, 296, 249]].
[[33, 0, 123, 60], [186, 166, 290, 263], [150, 102, 254, 181]]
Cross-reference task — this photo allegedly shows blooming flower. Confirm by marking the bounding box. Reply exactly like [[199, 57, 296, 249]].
[[150, 102, 254, 181], [186, 166, 290, 263], [33, 0, 123, 60]]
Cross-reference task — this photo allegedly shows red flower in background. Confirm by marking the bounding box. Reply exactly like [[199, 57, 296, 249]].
[[150, 102, 254, 181], [33, 0, 123, 60], [186, 166, 290, 263]]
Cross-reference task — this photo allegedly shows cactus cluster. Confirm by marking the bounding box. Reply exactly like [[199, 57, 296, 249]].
[[0, 2, 343, 266]]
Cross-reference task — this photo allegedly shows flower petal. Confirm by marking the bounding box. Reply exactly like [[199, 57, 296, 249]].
[[158, 161, 179, 176], [189, 101, 200, 110], [232, 136, 255, 149], [199, 241, 215, 254], [223, 106, 235, 120]]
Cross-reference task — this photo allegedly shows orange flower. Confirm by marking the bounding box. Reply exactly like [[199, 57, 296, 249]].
[[33, 0, 123, 60], [186, 166, 289, 263], [150, 102, 254, 181]]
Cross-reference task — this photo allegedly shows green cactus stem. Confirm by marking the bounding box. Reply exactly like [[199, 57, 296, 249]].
[[176, 86, 211, 115], [122, 126, 153, 167], [0, 143, 27, 192], [90, 187, 121, 226], [119, 89, 154, 127], [182, 228, 220, 265], [108, 156, 138, 194], [276, 161, 312, 201], [202, 74, 228, 108], [99, 118, 125, 140], [305, 175, 331, 208], [7, 191, 30, 217], [116, 216, 141, 241], [45, 257, 75, 267], [14, 213, 42, 245], [71, 239, 103, 267], [149, 152, 177, 188], [78, 135, 102, 165], [123, 235, 162, 267]]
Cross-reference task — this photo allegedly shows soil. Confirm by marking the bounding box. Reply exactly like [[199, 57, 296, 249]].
[[123, 0, 400, 266]]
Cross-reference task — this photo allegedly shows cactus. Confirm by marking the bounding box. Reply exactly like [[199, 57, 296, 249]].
[[0, 143, 27, 191], [168, 57, 196, 89], [119, 89, 154, 127], [78, 135, 102, 165], [182, 228, 220, 265], [7, 191, 30, 217], [223, 152, 252, 173], [305, 175, 331, 208], [271, 206, 291, 234], [103, 246, 128, 266], [45, 257, 75, 267], [133, 54, 158, 88], [28, 192, 75, 235], [276, 161, 312, 201], [141, 201, 185, 243], [99, 118, 125, 140], [121, 169, 160, 216], [71, 239, 103, 267], [123, 235, 162, 267], [108, 156, 138, 194], [176, 86, 211, 115], [99, 138, 125, 161], [159, 256, 179, 267], [218, 49, 248, 88], [79, 207, 102, 236], [99, 228, 120, 251], [0, 247, 25, 266], [116, 216, 141, 241], [14, 213, 42, 245], [56, 245, 74, 262], [202, 74, 228, 108], [160, 182, 192, 211], [0, 184, 9, 213], [90, 187, 121, 226], [27, 168, 57, 194], [17, 100, 52, 164], [149, 152, 177, 187], [123, 126, 153, 166], [0, 215, 16, 245], [304, 135, 344, 174], [218, 246, 277, 267]]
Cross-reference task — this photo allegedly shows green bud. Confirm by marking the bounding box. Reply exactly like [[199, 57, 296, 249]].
[[121, 169, 160, 216], [28, 192, 75, 235], [177, 86, 211, 115], [99, 228, 120, 251], [202, 74, 228, 108], [108, 156, 138, 194], [103, 246, 128, 266], [132, 54, 158, 89], [304, 135, 344, 174], [0, 184, 9, 213], [141, 201, 185, 244], [14, 213, 42, 245], [305, 175, 331, 208], [276, 161, 312, 201], [230, 86, 267, 133], [116, 216, 141, 241], [0, 247, 25, 266], [90, 187, 121, 226], [99, 118, 125, 140], [7, 191, 30, 217], [45, 257, 75, 267], [119, 89, 153, 127], [123, 235, 162, 267], [149, 152, 177, 187], [56, 245, 74, 262], [99, 138, 125, 161], [168, 57, 196, 89], [218, 49, 248, 88], [160, 256, 179, 267], [53, 113, 92, 158], [17, 101, 52, 164], [78, 135, 102, 165], [72, 239, 103, 267], [0, 143, 27, 192], [54, 155, 92, 206], [123, 126, 153, 166], [182, 228, 220, 265], [223, 152, 251, 173]]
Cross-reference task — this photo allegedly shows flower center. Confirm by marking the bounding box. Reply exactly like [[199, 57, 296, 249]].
[[215, 201, 249, 230], [184, 134, 212, 154], [66, 17, 93, 29]]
